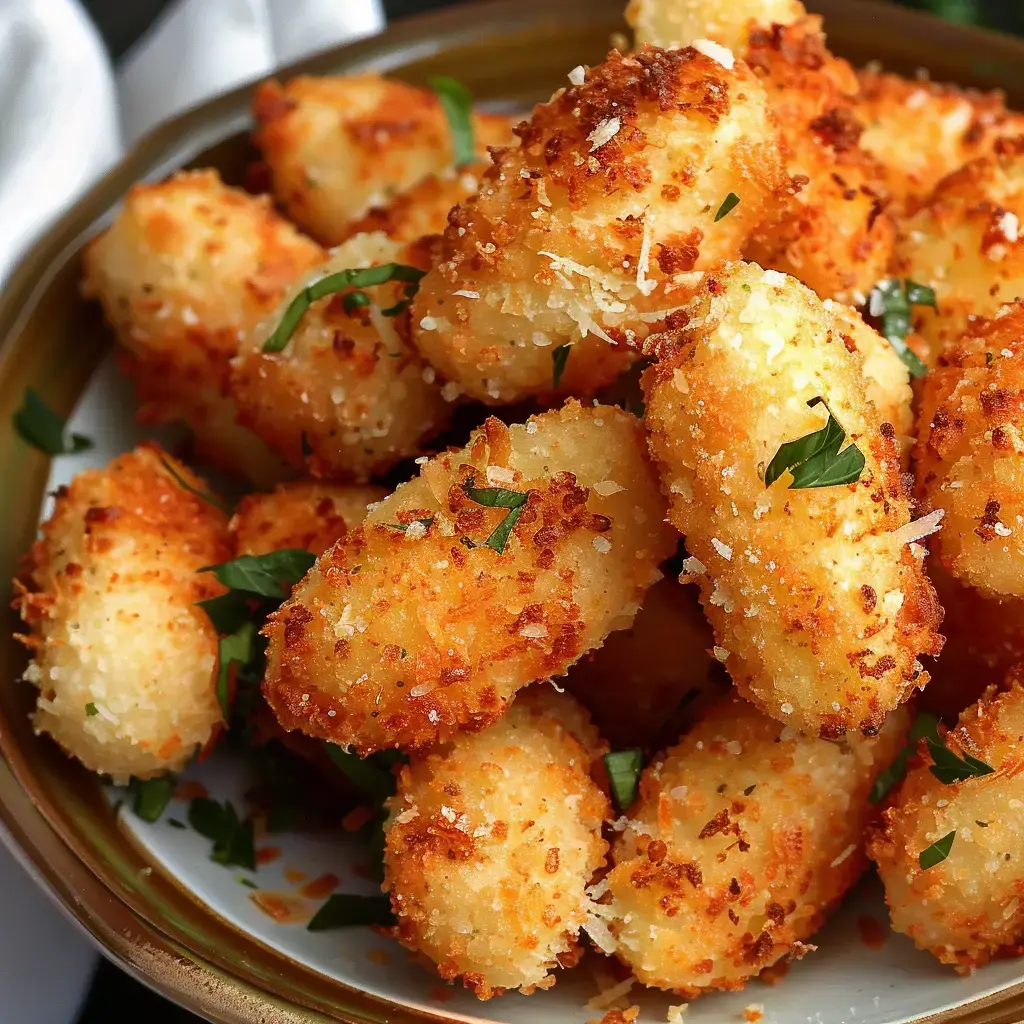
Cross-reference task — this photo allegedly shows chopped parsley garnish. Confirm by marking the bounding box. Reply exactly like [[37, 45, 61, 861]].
[[13, 388, 93, 456], [262, 264, 426, 353], [919, 830, 955, 871], [215, 621, 258, 719], [85, 702, 98, 717], [324, 744, 398, 805], [461, 477, 530, 554], [552, 345, 572, 389], [870, 713, 941, 804], [129, 775, 175, 823], [385, 517, 434, 533], [307, 893, 395, 931], [188, 797, 256, 870], [200, 549, 316, 599], [764, 397, 865, 490], [168, 818, 186, 829], [924, 733, 995, 785], [867, 278, 935, 379], [159, 456, 230, 512], [604, 748, 643, 812], [237, 875, 259, 889], [428, 75, 476, 169], [714, 192, 740, 222], [342, 290, 372, 316]]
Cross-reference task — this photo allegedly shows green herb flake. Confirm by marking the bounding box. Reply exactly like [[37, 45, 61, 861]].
[[200, 549, 316, 599], [307, 893, 395, 932], [764, 397, 865, 490], [188, 797, 256, 870], [237, 875, 259, 889], [552, 345, 572, 389], [384, 517, 434, 534], [428, 76, 476, 169], [925, 736, 995, 785], [743, 784, 757, 796], [12, 388, 94, 456], [85, 702, 99, 717], [867, 278, 934, 379], [130, 775, 175, 823], [342, 290, 372, 316], [870, 712, 942, 804], [919, 830, 956, 870], [196, 591, 254, 636], [159, 457, 229, 512], [461, 477, 530, 553], [168, 818, 187, 829], [714, 192, 740, 222], [215, 621, 258, 718], [604, 748, 644, 813], [324, 744, 397, 805]]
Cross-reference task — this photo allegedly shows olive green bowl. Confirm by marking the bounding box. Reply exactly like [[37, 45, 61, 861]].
[[4, 2, 1024, 1021]]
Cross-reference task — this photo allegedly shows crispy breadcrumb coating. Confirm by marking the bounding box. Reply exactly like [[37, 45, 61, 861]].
[[409, 45, 786, 404], [252, 75, 513, 246], [892, 137, 1024, 366], [230, 482, 386, 557], [870, 675, 1024, 970], [263, 401, 676, 754], [383, 689, 610, 999], [642, 263, 942, 738], [626, 0, 805, 51], [14, 446, 231, 783], [916, 303, 1024, 597], [229, 233, 452, 481], [598, 694, 907, 995], [81, 169, 322, 484]]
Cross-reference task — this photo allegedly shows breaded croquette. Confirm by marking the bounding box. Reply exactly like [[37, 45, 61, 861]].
[[252, 75, 513, 246], [870, 676, 1024, 970], [229, 232, 452, 481], [857, 70, 1024, 211], [263, 401, 676, 754], [81, 169, 322, 484], [892, 137, 1024, 365], [642, 263, 942, 738], [383, 688, 610, 999], [626, 0, 804, 51], [564, 575, 726, 751], [14, 446, 231, 783], [596, 694, 907, 995], [230, 481, 386, 557], [409, 45, 786, 405], [916, 303, 1024, 597]]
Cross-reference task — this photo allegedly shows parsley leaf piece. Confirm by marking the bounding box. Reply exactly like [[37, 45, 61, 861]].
[[85, 702, 98, 717], [130, 775, 175, 823], [714, 192, 740, 222], [196, 591, 255, 636], [428, 75, 476, 169], [324, 744, 397, 805], [461, 477, 530, 554], [307, 893, 395, 931], [604, 748, 644, 813], [13, 388, 93, 455], [867, 278, 933, 379], [869, 712, 942, 804], [552, 344, 572, 389], [159, 457, 229, 512], [342, 290, 371, 316], [384, 517, 434, 533], [262, 264, 426, 353], [919, 830, 956, 870], [200, 549, 316, 599], [926, 737, 995, 785], [188, 797, 256, 870], [764, 397, 865, 490], [168, 818, 186, 829], [216, 621, 257, 718]]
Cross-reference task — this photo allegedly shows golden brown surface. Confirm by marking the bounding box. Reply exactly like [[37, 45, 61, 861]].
[[598, 693, 907, 995], [81, 169, 322, 484], [262, 401, 676, 754], [410, 45, 786, 404], [252, 75, 514, 246], [642, 263, 942, 737], [229, 232, 451, 481], [916, 303, 1024, 597], [14, 446, 231, 783], [383, 689, 610, 999], [870, 678, 1024, 970]]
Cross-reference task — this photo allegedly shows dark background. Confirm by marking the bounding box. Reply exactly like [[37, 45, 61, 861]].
[[71, 0, 1021, 1020]]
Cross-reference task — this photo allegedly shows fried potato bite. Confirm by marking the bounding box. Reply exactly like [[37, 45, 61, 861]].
[[564, 575, 726, 751], [383, 688, 610, 999], [14, 446, 231, 783], [596, 694, 907, 995], [263, 401, 676, 754], [626, 0, 805, 51], [229, 232, 452, 481], [915, 303, 1024, 596], [893, 137, 1024, 365], [252, 75, 513, 246], [409, 45, 786, 405], [642, 263, 942, 738], [857, 70, 1024, 211], [870, 676, 1024, 970], [230, 481, 386, 557], [81, 169, 322, 484]]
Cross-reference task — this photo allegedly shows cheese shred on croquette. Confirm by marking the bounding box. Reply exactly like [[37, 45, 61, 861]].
[[14, 446, 231, 783], [384, 689, 610, 999], [262, 401, 676, 754], [642, 263, 942, 738]]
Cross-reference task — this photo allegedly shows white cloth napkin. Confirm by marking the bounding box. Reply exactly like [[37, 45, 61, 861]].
[[0, 2, 384, 1020]]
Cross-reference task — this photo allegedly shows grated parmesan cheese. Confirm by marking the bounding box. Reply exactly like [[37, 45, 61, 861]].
[[692, 38, 735, 69], [889, 508, 944, 546], [587, 116, 621, 152]]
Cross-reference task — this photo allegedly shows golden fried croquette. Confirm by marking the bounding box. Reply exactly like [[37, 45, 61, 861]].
[[564, 575, 726, 751], [383, 688, 610, 999], [892, 138, 1024, 365], [642, 263, 942, 738], [596, 694, 907, 994], [869, 675, 1024, 970], [81, 169, 322, 484], [230, 481, 386, 557], [14, 446, 231, 783], [229, 232, 452, 481], [626, 0, 805, 51], [915, 303, 1024, 596], [409, 46, 786, 405], [252, 75, 513, 246], [857, 70, 1024, 210], [263, 401, 676, 754]]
